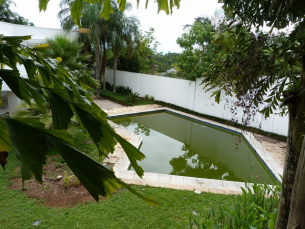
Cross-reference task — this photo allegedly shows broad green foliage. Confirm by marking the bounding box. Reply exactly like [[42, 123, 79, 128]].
[[0, 0, 35, 26], [0, 0, 180, 25], [107, 48, 140, 72], [222, 0, 304, 30], [107, 2, 139, 92], [41, 0, 180, 26], [202, 25, 302, 117], [189, 183, 280, 229], [0, 35, 159, 206], [189, 181, 280, 229], [107, 27, 167, 75], [204, 1, 305, 228], [176, 17, 219, 80], [45, 35, 98, 90], [0, 119, 10, 152], [137, 28, 160, 74], [155, 52, 179, 73]]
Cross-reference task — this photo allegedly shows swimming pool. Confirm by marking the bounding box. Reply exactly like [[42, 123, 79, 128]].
[[111, 111, 277, 184]]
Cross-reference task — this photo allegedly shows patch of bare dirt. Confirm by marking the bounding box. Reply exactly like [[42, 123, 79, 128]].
[[9, 155, 106, 208]]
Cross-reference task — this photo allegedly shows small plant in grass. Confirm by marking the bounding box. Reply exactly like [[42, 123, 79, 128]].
[[63, 171, 81, 188], [149, 96, 155, 103], [189, 180, 280, 229], [126, 92, 140, 104], [143, 94, 150, 101], [55, 162, 63, 168]]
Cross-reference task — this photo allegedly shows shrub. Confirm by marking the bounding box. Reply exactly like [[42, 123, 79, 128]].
[[149, 96, 155, 103], [105, 82, 113, 91], [126, 92, 139, 104], [189, 181, 280, 229], [116, 86, 133, 95], [143, 94, 150, 101]]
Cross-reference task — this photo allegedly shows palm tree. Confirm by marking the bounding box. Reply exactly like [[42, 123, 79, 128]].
[[45, 35, 98, 91], [109, 3, 139, 93], [58, 0, 112, 96]]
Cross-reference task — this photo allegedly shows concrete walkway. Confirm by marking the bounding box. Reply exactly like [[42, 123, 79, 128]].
[[94, 97, 124, 110]]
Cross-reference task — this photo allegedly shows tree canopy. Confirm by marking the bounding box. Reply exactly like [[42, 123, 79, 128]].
[[176, 17, 219, 80], [201, 0, 305, 228], [0, 0, 35, 26]]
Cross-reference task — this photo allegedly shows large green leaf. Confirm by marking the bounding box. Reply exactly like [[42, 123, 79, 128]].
[[158, 0, 169, 14], [0, 119, 11, 152], [0, 71, 45, 110], [45, 129, 159, 205], [35, 62, 52, 86], [3, 117, 48, 183], [39, 0, 50, 11], [117, 0, 126, 12], [70, 0, 84, 27], [18, 79, 33, 105], [46, 89, 74, 129], [114, 133, 145, 178], [20, 78, 46, 115], [48, 134, 120, 200], [33, 44, 50, 51], [72, 103, 116, 155], [1, 43, 17, 68], [0, 33, 158, 206], [17, 54, 37, 80], [0, 69, 22, 99], [3, 36, 31, 46], [100, 0, 113, 20], [0, 79, 2, 108]]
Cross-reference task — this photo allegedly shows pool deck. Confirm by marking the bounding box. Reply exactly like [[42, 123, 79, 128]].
[[94, 99, 285, 195]]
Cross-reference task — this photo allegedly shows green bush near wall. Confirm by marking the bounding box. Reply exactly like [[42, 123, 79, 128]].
[[100, 90, 151, 106]]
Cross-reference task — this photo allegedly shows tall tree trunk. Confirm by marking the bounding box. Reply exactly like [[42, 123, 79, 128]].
[[151, 62, 155, 75], [285, 58, 305, 229], [275, 59, 305, 229], [287, 136, 305, 228], [95, 42, 101, 97], [101, 40, 107, 91], [113, 45, 119, 93]]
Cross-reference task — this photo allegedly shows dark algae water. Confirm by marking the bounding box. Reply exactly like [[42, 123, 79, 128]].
[[112, 112, 276, 184]]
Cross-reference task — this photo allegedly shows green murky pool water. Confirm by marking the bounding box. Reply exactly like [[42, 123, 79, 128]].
[[112, 112, 276, 184]]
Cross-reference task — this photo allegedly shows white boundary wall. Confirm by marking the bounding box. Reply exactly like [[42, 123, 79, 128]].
[[106, 69, 288, 136]]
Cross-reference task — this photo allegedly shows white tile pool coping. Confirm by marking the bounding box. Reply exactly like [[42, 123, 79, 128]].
[[106, 107, 283, 195]]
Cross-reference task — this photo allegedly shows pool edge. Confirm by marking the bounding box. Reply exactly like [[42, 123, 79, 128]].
[[107, 107, 283, 194]]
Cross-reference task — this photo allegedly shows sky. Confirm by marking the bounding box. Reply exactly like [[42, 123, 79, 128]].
[[11, 0, 222, 53]]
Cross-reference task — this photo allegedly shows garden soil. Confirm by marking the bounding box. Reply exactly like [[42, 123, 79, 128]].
[[9, 155, 109, 208]]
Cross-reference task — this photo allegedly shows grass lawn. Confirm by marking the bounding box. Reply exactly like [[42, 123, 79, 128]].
[[0, 132, 237, 229]]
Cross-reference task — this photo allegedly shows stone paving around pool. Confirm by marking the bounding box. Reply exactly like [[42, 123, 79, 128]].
[[97, 103, 284, 195]]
